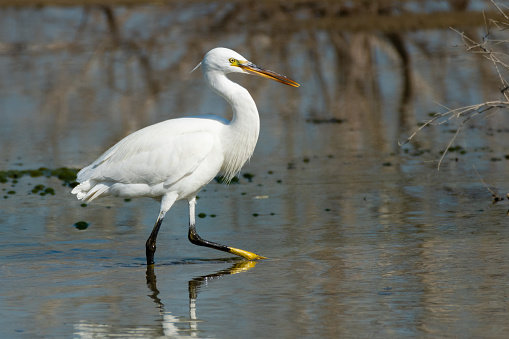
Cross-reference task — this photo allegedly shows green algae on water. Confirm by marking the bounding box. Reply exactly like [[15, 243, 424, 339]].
[[30, 184, 56, 196], [73, 221, 89, 230], [0, 167, 79, 187], [242, 173, 255, 182]]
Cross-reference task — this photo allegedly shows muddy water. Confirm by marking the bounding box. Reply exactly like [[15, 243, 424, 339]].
[[2, 2, 509, 338]]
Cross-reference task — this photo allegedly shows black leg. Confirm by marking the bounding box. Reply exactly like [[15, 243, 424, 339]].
[[146, 216, 164, 266], [188, 223, 230, 252], [188, 222, 266, 260], [187, 197, 266, 260]]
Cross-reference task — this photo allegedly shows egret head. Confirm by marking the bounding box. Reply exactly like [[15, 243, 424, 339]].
[[193, 47, 300, 87]]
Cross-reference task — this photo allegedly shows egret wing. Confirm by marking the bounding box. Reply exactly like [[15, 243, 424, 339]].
[[77, 119, 222, 186]]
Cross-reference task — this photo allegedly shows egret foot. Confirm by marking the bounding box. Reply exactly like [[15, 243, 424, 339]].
[[188, 224, 266, 260], [229, 247, 267, 260]]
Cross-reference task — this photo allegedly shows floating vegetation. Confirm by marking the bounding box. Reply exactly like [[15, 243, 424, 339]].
[[0, 167, 79, 198], [439, 145, 466, 155], [306, 118, 344, 124], [73, 221, 89, 230], [448, 145, 466, 153], [31, 184, 55, 196], [194, 213, 216, 218], [406, 148, 431, 157], [242, 173, 255, 182], [0, 167, 79, 187], [215, 175, 240, 184], [215, 173, 259, 184]]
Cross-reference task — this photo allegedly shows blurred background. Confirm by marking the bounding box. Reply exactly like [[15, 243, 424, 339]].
[[1, 0, 508, 169]]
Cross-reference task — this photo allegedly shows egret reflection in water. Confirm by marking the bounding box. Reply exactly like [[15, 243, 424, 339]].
[[146, 261, 259, 337], [71, 261, 258, 337]]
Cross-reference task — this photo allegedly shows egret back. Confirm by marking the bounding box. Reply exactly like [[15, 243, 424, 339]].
[[72, 117, 228, 202]]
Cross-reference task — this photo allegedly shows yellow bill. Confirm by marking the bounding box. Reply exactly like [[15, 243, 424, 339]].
[[234, 60, 300, 87]]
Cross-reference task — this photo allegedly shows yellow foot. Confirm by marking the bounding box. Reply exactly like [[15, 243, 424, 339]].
[[229, 247, 268, 260]]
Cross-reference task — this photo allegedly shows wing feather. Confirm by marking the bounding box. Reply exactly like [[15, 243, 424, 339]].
[[76, 118, 223, 187]]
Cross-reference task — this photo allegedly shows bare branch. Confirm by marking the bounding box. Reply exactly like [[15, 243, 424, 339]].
[[492, 0, 509, 20], [400, 3, 509, 168]]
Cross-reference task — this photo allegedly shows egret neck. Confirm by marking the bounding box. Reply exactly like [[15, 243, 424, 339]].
[[204, 69, 260, 183]]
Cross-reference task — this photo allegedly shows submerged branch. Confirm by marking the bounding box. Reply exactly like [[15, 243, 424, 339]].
[[473, 164, 506, 203]]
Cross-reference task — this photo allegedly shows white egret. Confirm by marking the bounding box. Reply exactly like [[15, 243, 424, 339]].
[[71, 47, 299, 265]]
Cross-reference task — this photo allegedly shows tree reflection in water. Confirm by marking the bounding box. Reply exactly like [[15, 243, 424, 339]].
[[1, 1, 506, 169]]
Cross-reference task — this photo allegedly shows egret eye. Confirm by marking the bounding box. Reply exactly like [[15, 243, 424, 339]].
[[229, 58, 237, 64]]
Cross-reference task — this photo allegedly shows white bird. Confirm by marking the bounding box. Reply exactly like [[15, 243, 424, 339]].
[[71, 47, 299, 265]]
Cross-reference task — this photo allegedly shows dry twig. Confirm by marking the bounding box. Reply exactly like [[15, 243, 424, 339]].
[[400, 0, 509, 168]]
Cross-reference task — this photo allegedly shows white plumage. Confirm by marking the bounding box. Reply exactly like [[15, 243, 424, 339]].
[[71, 47, 299, 265]]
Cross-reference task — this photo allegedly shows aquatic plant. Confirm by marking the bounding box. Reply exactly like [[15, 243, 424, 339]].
[[0, 167, 79, 187]]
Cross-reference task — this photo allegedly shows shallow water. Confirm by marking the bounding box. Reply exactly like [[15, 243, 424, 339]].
[[2, 2, 509, 338]]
